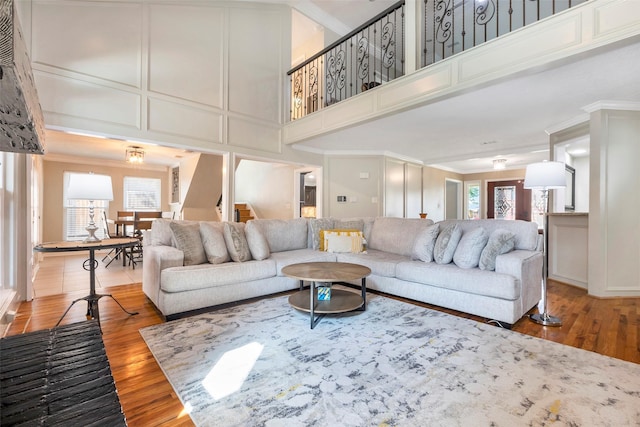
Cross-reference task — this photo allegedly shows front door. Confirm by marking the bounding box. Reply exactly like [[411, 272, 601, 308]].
[[487, 180, 531, 221]]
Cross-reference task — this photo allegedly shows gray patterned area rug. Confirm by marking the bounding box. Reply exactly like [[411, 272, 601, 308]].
[[140, 293, 640, 426]]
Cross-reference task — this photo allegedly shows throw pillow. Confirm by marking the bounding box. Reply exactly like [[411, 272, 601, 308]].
[[319, 229, 362, 252], [334, 219, 364, 232], [308, 218, 334, 250], [199, 222, 230, 264], [433, 223, 462, 264], [453, 227, 489, 269], [412, 223, 440, 262], [169, 221, 207, 266], [479, 229, 516, 271], [245, 221, 271, 260], [323, 230, 364, 253], [223, 222, 252, 262]]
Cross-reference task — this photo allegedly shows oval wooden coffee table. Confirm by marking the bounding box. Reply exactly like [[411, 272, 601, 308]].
[[282, 261, 371, 329]]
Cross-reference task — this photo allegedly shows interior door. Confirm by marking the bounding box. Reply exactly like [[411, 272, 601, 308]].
[[487, 180, 531, 221]]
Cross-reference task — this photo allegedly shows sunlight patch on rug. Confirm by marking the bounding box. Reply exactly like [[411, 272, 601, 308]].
[[140, 293, 640, 426]]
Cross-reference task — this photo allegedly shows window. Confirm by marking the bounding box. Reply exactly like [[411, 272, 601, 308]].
[[465, 181, 480, 220], [64, 172, 109, 241], [123, 176, 161, 211]]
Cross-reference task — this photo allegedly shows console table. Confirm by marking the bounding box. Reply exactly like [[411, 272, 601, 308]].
[[33, 238, 140, 327]]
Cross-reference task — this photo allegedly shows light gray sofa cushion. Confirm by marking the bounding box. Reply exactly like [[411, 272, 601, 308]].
[[412, 223, 440, 262], [169, 221, 207, 265], [368, 217, 435, 257], [433, 223, 462, 264], [248, 218, 308, 253], [223, 222, 251, 262], [161, 259, 277, 292], [245, 221, 271, 260], [479, 229, 516, 271], [453, 227, 489, 269], [396, 261, 520, 301], [199, 222, 229, 264], [270, 249, 337, 276], [337, 249, 409, 278]]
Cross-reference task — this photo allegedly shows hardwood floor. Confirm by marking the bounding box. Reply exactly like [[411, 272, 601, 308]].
[[4, 279, 639, 426]]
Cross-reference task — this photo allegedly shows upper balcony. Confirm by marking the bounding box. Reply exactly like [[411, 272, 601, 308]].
[[283, 0, 640, 159]]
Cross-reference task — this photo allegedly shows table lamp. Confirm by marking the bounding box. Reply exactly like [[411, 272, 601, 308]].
[[67, 173, 114, 243], [523, 160, 566, 326]]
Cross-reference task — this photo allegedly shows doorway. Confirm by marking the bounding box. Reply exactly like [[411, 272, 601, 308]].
[[487, 180, 531, 220], [445, 179, 463, 220]]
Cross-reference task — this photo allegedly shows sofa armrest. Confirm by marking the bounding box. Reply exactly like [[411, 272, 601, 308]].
[[142, 245, 184, 307], [495, 250, 543, 310]]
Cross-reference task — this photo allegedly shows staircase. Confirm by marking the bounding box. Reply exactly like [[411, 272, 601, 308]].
[[235, 203, 254, 223]]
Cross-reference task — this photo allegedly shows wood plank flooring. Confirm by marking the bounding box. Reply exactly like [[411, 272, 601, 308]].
[[4, 280, 639, 426]]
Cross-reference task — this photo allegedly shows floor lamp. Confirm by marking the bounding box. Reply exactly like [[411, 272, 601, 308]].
[[524, 161, 566, 327], [67, 173, 114, 243]]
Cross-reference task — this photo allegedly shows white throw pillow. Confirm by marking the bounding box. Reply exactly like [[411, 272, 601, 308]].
[[169, 221, 207, 266], [324, 230, 364, 253], [245, 221, 271, 260], [479, 229, 516, 271], [433, 224, 462, 264], [412, 223, 440, 262], [453, 227, 489, 269], [223, 222, 252, 262], [199, 222, 230, 264]]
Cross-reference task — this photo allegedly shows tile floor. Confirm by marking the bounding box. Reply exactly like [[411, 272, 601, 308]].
[[33, 250, 142, 298]]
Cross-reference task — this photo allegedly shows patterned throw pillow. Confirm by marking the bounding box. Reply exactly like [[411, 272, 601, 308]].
[[453, 227, 489, 269], [412, 223, 440, 262], [308, 218, 334, 250], [169, 221, 207, 266], [433, 224, 462, 264], [199, 222, 230, 264], [223, 222, 252, 262], [479, 229, 515, 271]]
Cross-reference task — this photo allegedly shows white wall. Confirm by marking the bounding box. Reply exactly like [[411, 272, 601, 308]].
[[326, 156, 382, 218], [588, 108, 640, 297]]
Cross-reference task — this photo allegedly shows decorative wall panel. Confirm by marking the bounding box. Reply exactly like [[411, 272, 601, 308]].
[[148, 97, 222, 143], [32, 1, 142, 88], [228, 7, 284, 124], [228, 116, 280, 153], [457, 15, 581, 83], [148, 4, 224, 108], [35, 72, 140, 128], [593, 0, 640, 38]]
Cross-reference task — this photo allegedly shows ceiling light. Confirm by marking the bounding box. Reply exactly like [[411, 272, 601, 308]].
[[493, 159, 507, 170], [126, 146, 145, 164]]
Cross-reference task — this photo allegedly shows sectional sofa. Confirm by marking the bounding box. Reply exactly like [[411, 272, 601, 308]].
[[142, 216, 542, 326]]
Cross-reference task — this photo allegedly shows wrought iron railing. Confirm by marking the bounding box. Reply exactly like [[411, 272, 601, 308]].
[[288, 0, 586, 121], [288, 1, 405, 121], [421, 0, 587, 67]]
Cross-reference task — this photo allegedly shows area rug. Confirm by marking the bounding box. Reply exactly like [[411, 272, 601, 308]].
[[140, 293, 640, 426]]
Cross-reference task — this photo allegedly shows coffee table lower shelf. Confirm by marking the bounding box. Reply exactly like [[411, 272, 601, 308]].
[[289, 288, 365, 329]]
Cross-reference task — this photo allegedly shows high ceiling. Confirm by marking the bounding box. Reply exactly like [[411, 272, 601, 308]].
[[43, 0, 638, 173]]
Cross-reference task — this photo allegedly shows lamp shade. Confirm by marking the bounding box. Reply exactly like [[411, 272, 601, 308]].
[[67, 173, 114, 201], [523, 161, 566, 190]]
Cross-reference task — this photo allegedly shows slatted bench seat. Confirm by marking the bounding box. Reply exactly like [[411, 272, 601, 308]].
[[0, 320, 127, 426]]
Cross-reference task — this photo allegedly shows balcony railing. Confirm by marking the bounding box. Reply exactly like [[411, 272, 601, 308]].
[[288, 0, 586, 121], [288, 1, 405, 121], [422, 0, 587, 67]]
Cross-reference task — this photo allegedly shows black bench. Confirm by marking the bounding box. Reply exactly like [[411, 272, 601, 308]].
[[0, 320, 127, 426]]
